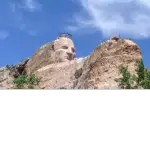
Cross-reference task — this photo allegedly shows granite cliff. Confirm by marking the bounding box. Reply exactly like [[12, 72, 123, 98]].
[[0, 34, 142, 89]]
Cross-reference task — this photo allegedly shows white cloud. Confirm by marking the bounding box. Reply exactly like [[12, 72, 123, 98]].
[[9, 2, 16, 13], [28, 30, 38, 36], [23, 0, 42, 12], [9, 0, 41, 13], [68, 0, 150, 38], [8, 1, 41, 36], [0, 31, 9, 40]]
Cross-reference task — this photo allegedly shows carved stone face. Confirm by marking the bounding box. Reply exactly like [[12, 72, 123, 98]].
[[54, 37, 76, 62], [55, 49, 75, 62], [25, 36, 76, 74]]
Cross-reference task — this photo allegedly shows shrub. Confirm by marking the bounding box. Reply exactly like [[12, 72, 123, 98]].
[[136, 60, 145, 86], [26, 74, 40, 89], [118, 66, 133, 89], [13, 75, 27, 89], [13, 74, 40, 89], [117, 59, 150, 89], [143, 69, 150, 89]]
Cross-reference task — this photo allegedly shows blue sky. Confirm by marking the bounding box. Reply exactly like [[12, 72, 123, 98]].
[[0, 0, 150, 68]]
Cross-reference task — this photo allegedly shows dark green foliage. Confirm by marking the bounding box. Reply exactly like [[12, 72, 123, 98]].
[[13, 75, 27, 89], [26, 74, 40, 89], [136, 60, 145, 86], [13, 74, 40, 89], [118, 66, 133, 89], [117, 59, 150, 89], [143, 69, 150, 89]]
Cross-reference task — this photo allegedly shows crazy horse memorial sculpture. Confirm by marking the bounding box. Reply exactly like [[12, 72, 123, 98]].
[[0, 34, 142, 89]]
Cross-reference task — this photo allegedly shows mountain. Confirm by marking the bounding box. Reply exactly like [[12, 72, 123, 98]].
[[0, 34, 142, 89]]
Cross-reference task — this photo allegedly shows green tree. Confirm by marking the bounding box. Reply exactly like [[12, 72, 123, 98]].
[[13, 74, 40, 89], [143, 69, 150, 89], [136, 60, 144, 86], [13, 75, 27, 89], [26, 74, 40, 89], [118, 66, 133, 89], [117, 59, 150, 89]]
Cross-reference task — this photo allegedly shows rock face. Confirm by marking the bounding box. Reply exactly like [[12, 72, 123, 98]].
[[0, 35, 143, 89], [9, 59, 30, 77], [25, 34, 75, 75], [0, 59, 29, 89], [74, 38, 142, 89], [0, 67, 14, 89], [35, 58, 86, 89]]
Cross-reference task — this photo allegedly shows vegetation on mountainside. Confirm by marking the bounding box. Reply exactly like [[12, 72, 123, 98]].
[[117, 60, 150, 89], [13, 74, 40, 89]]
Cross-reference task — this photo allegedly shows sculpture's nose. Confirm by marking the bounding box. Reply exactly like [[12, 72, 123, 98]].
[[66, 47, 75, 60], [67, 52, 73, 60]]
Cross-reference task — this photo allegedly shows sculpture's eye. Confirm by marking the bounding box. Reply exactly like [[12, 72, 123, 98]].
[[71, 48, 75, 52], [62, 46, 68, 49]]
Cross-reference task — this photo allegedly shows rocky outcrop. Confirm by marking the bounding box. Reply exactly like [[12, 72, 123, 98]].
[[25, 34, 75, 75], [9, 59, 30, 77], [74, 38, 142, 89], [25, 42, 55, 75], [0, 35, 143, 89], [32, 38, 142, 89], [35, 58, 86, 89], [0, 59, 29, 89], [0, 67, 14, 89]]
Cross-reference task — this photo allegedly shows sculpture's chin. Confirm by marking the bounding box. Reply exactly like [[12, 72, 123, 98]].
[[61, 58, 74, 62], [57, 55, 74, 62], [58, 57, 69, 62], [63, 58, 69, 62], [63, 55, 74, 61]]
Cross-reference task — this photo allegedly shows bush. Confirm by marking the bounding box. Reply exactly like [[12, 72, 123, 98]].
[[136, 60, 145, 86], [13, 74, 40, 89], [143, 69, 150, 89], [118, 66, 133, 89], [26, 74, 40, 89], [13, 75, 27, 89], [117, 59, 150, 89]]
